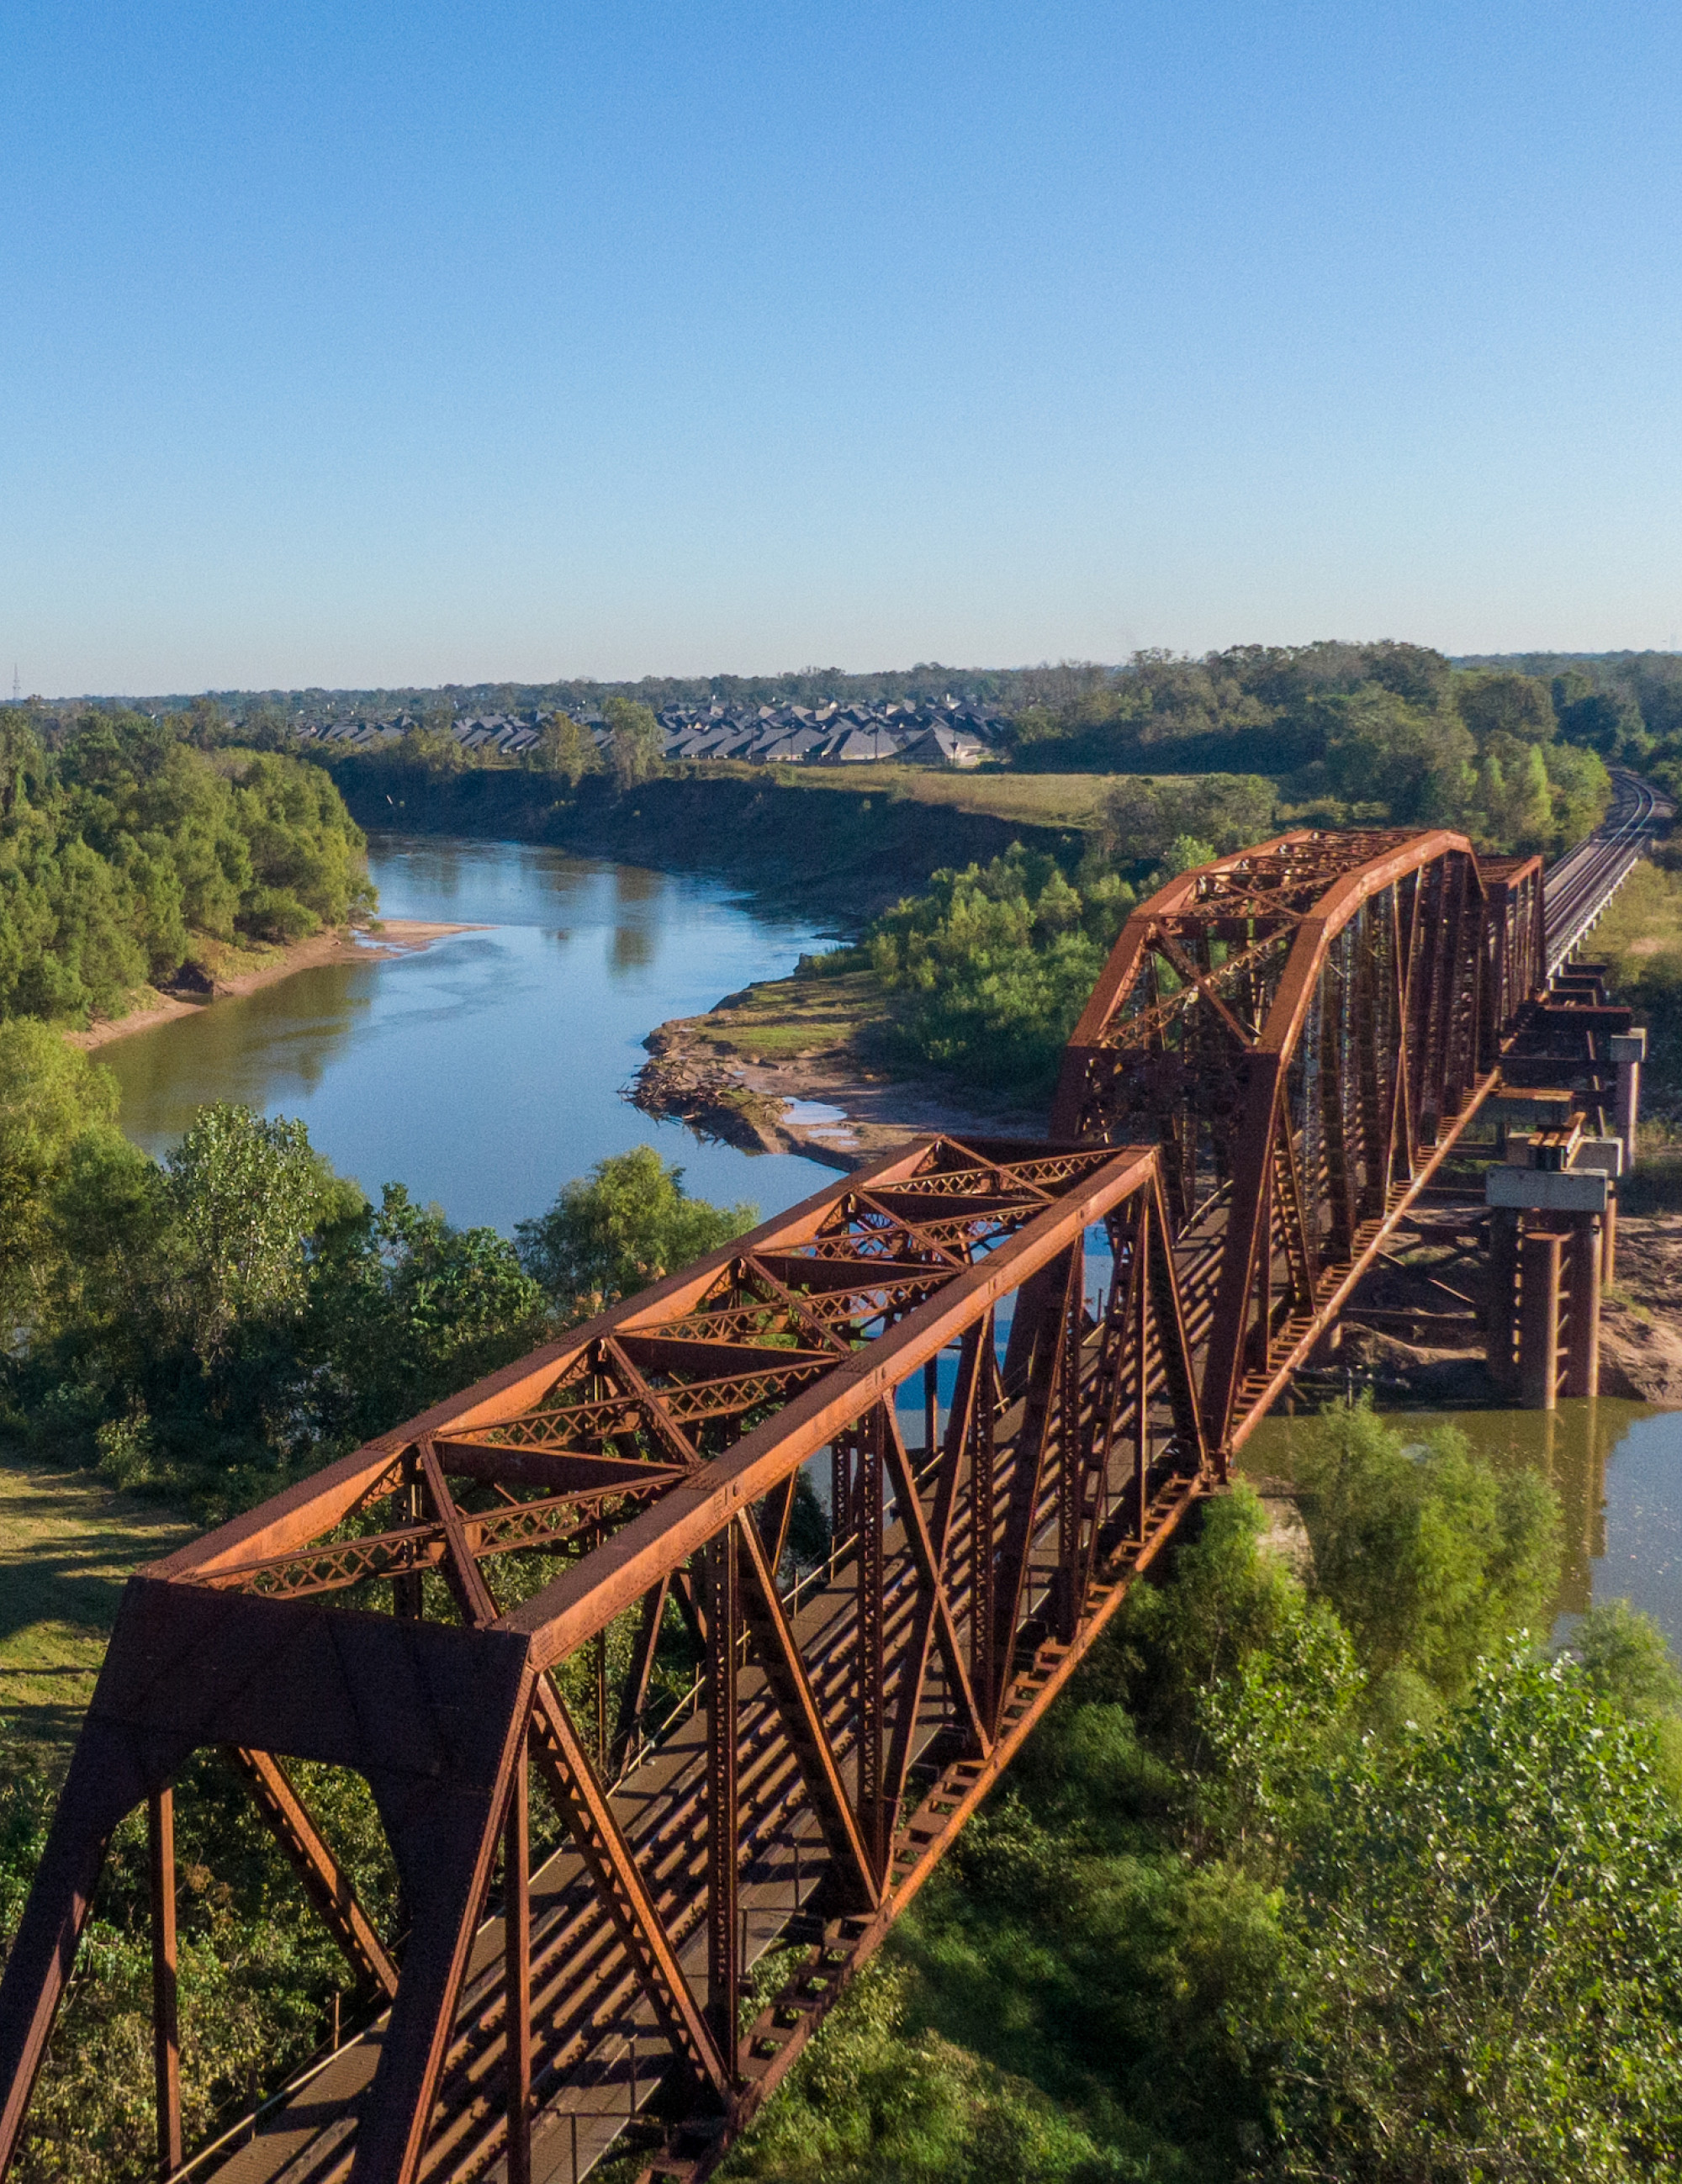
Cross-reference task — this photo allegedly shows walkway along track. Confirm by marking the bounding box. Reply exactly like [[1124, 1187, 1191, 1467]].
[[0, 817, 1664, 2184]]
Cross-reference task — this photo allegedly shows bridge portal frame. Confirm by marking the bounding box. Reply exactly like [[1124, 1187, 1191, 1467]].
[[1052, 828, 1545, 1454]]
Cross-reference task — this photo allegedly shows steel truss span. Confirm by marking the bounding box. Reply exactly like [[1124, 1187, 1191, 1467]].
[[1052, 826, 1541, 1454], [0, 821, 1637, 2184], [0, 1138, 1208, 2184]]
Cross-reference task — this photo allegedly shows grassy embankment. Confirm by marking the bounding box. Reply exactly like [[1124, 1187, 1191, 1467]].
[[0, 1461, 191, 1759], [724, 762, 1119, 828], [1579, 849, 1682, 1210]]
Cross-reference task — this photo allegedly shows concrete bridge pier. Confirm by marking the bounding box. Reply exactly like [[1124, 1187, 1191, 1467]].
[[1566, 1212, 1602, 1400], [1612, 1029, 1646, 1172], [1488, 1136, 1623, 1408], [1518, 1230, 1564, 1410]]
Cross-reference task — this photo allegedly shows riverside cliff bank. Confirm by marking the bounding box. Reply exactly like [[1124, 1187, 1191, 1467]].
[[324, 760, 1098, 924]]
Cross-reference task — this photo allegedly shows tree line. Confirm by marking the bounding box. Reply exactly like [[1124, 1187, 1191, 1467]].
[[1008, 645, 1616, 851], [0, 707, 373, 1024], [61, 642, 1681, 802]]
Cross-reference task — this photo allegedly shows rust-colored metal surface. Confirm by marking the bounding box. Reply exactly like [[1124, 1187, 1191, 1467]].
[[0, 1138, 1209, 2184], [1050, 826, 1542, 1456], [0, 821, 1627, 2184]]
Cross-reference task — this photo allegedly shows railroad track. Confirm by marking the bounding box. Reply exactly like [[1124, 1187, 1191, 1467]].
[[1543, 764, 1672, 975]]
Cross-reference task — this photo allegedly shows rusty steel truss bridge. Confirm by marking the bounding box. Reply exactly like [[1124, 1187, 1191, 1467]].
[[0, 811, 1660, 2184]]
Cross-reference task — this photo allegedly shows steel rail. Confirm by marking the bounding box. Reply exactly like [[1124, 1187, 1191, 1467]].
[[1543, 764, 1670, 974]]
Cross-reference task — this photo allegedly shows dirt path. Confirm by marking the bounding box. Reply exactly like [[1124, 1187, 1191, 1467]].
[[1600, 1214, 1682, 1403], [66, 919, 488, 1051]]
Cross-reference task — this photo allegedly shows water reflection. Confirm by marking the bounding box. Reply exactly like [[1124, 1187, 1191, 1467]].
[[611, 926, 655, 975], [1242, 1399, 1682, 1643], [99, 837, 838, 1236]]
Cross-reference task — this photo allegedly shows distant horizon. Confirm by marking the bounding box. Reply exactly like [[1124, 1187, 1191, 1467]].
[[24, 642, 1682, 711]]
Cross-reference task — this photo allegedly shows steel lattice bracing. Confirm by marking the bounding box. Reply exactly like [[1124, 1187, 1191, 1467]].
[[0, 827, 1568, 2184], [1050, 827, 1543, 1454], [0, 1137, 1210, 2184]]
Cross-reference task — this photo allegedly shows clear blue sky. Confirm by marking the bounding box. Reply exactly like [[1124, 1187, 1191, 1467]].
[[6, 1, 1682, 695]]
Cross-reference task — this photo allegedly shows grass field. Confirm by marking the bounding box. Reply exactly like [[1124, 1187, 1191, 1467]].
[[0, 1459, 192, 1758], [1590, 859, 1682, 974], [681, 967, 886, 1059], [767, 765, 1118, 828], [652, 761, 1185, 831]]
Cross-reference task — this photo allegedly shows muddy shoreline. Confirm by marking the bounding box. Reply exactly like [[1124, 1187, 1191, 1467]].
[[66, 920, 487, 1051], [630, 1002, 1045, 1171]]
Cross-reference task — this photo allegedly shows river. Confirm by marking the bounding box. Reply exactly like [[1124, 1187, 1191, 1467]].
[[100, 834, 839, 1235], [98, 833, 1682, 1644]]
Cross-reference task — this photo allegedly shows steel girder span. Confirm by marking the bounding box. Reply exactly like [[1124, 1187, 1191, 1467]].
[[0, 1136, 1210, 2184], [1050, 828, 1544, 1455]]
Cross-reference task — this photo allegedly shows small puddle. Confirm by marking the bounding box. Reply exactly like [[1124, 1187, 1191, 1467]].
[[783, 1099, 859, 1145]]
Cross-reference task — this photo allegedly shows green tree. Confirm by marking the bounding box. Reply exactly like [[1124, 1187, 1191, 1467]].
[[0, 1024, 125, 1333], [1456, 668, 1558, 744], [1272, 1647, 1682, 2181], [1555, 683, 1642, 755], [304, 1183, 547, 1450], [600, 695, 664, 790], [1289, 1399, 1560, 1710], [1475, 732, 1553, 852], [1165, 833, 1215, 875], [527, 711, 597, 785], [1319, 687, 1477, 827], [515, 1147, 755, 1308], [153, 1105, 355, 1363], [1541, 738, 1613, 849], [1101, 774, 1277, 863]]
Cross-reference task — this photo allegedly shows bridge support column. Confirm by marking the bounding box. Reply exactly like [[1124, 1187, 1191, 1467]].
[[1519, 1229, 1565, 1410], [1612, 1030, 1646, 1172], [1486, 1210, 1519, 1394], [148, 1789, 182, 2184], [504, 1746, 532, 2184], [1603, 1185, 1617, 1288], [1564, 1213, 1602, 1400]]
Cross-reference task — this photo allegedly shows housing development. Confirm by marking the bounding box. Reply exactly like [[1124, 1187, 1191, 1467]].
[[300, 692, 1006, 767]]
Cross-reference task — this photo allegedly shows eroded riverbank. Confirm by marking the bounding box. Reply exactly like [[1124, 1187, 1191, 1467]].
[[630, 967, 1044, 1168]]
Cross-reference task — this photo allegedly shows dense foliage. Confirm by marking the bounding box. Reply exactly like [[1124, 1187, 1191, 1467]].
[[1002, 645, 1616, 858], [722, 1406, 1682, 2184], [0, 708, 373, 1023], [808, 846, 1137, 1093], [514, 1142, 754, 1312]]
